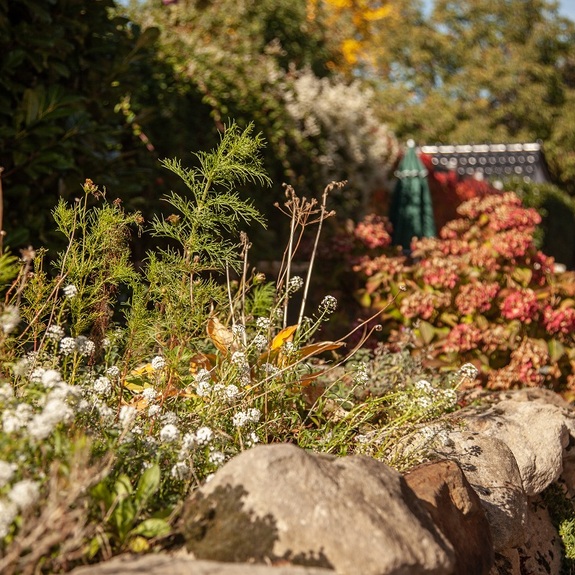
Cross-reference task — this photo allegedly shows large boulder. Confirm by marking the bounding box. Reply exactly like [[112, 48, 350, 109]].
[[179, 443, 456, 575], [461, 394, 575, 496], [70, 554, 336, 574], [405, 459, 494, 575], [489, 496, 562, 575], [431, 431, 528, 551]]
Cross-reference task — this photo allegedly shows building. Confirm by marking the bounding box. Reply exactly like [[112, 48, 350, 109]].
[[420, 142, 552, 184]]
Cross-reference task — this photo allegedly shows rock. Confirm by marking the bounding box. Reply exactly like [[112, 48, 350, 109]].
[[70, 553, 336, 574], [179, 443, 455, 575], [405, 459, 494, 575], [461, 397, 575, 496], [432, 431, 528, 551], [489, 496, 562, 575]]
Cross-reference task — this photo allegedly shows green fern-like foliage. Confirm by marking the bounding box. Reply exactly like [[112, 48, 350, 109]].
[[125, 122, 270, 357]]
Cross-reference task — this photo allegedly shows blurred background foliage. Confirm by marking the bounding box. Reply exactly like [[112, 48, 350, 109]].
[[1, 0, 575, 264]]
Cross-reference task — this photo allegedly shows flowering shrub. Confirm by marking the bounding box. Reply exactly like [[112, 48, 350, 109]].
[[349, 191, 575, 393], [0, 124, 461, 572]]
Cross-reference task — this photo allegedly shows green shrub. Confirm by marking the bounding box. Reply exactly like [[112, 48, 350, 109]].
[[504, 178, 575, 269]]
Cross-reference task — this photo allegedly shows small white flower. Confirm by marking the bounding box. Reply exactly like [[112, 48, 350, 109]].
[[288, 276, 304, 293], [1, 306, 20, 334], [159, 424, 179, 443], [261, 363, 280, 377], [101, 337, 111, 348], [0, 499, 17, 539], [9, 479, 39, 510], [246, 431, 259, 447], [28, 399, 72, 440], [41, 369, 63, 389], [195, 368, 212, 397], [354, 363, 370, 386], [75, 336, 95, 357], [224, 384, 240, 401], [195, 426, 213, 446], [59, 337, 77, 356], [319, 295, 337, 314], [29, 367, 46, 383], [247, 407, 261, 423], [252, 334, 268, 351], [415, 379, 435, 394], [171, 461, 190, 480], [161, 411, 178, 425], [3, 404, 33, 434], [283, 341, 296, 354], [119, 405, 136, 429], [0, 383, 14, 402], [441, 388, 458, 408], [63, 284, 78, 299], [106, 365, 120, 378], [142, 387, 158, 403], [208, 450, 226, 466], [151, 356, 166, 371], [93, 376, 112, 396], [231, 351, 247, 366], [232, 324, 245, 338], [256, 317, 271, 330], [459, 363, 479, 380], [148, 404, 162, 417], [0, 460, 16, 489], [46, 325, 65, 341]]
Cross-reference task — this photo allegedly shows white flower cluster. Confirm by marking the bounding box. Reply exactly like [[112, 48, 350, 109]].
[[0, 479, 40, 538], [282, 69, 399, 213], [0, 305, 20, 334], [232, 407, 261, 428], [59, 335, 96, 357], [319, 295, 337, 314], [287, 276, 304, 293]]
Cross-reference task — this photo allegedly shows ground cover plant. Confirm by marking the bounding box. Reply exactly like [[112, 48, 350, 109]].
[[346, 192, 575, 395], [0, 123, 469, 573]]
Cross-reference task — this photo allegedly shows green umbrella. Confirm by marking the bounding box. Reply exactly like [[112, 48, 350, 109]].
[[389, 140, 436, 251]]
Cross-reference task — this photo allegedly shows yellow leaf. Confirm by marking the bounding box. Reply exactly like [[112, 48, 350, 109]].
[[364, 5, 392, 21], [271, 324, 298, 351], [207, 316, 234, 355], [130, 363, 154, 377]]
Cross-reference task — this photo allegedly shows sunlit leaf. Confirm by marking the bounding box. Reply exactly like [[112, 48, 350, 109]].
[[418, 320, 435, 345], [299, 341, 344, 359], [271, 324, 298, 351], [207, 316, 234, 354], [548, 339, 566, 363]]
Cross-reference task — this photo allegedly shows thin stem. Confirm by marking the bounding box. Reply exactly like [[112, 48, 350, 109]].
[[297, 183, 333, 326]]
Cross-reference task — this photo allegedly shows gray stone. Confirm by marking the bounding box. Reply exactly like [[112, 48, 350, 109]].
[[70, 553, 336, 575], [180, 443, 455, 575], [489, 496, 562, 575], [432, 431, 528, 551], [461, 397, 575, 496]]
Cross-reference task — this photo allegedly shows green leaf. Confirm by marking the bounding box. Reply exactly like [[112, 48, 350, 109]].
[[91, 481, 113, 508], [135, 463, 160, 507], [114, 474, 133, 499], [548, 339, 566, 363], [130, 518, 171, 538], [111, 498, 137, 542], [418, 320, 435, 345]]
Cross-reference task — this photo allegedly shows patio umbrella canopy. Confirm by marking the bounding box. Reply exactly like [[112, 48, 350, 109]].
[[389, 140, 436, 251]]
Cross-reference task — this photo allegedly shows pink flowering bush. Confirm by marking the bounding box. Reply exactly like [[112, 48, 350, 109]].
[[348, 192, 575, 393]]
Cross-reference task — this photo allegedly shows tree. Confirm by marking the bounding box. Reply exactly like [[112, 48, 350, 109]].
[[0, 0, 197, 249], [370, 0, 575, 193], [127, 0, 398, 256]]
